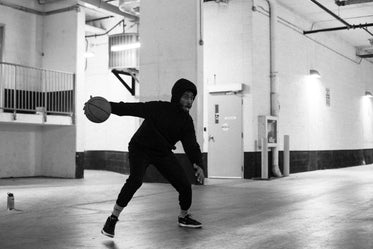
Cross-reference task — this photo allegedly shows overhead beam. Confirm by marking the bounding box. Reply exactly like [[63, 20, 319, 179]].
[[309, 0, 373, 37], [79, 0, 139, 21]]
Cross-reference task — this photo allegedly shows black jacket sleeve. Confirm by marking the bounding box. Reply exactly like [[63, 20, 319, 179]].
[[180, 117, 203, 167], [110, 102, 148, 118]]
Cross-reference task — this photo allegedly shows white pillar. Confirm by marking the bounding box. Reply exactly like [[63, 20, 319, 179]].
[[139, 0, 203, 150]]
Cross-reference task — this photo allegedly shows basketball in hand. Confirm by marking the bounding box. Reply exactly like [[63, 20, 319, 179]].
[[84, 96, 111, 123]]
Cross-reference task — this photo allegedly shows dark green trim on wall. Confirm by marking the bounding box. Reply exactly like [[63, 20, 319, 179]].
[[84, 150, 130, 174], [82, 150, 207, 184], [81, 149, 373, 181], [244, 149, 373, 179]]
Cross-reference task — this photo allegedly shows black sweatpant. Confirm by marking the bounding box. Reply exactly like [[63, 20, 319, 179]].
[[116, 145, 192, 211]]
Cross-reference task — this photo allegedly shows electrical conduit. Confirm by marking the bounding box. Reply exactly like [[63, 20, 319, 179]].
[[266, 0, 282, 177]]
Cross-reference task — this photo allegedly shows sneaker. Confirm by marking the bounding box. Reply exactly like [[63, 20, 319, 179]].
[[101, 215, 118, 238], [178, 214, 202, 228]]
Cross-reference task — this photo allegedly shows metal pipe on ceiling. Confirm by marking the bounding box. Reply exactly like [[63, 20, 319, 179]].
[[335, 0, 373, 6], [304, 22, 373, 34], [85, 19, 125, 38], [310, 0, 351, 27], [307, 0, 373, 37], [86, 15, 114, 23]]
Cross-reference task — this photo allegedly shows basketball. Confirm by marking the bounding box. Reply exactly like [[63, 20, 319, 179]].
[[84, 96, 111, 123]]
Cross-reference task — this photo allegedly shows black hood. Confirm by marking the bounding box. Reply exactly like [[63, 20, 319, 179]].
[[171, 78, 197, 104]]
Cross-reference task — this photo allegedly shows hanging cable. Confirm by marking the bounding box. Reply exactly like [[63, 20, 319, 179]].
[[85, 19, 126, 38]]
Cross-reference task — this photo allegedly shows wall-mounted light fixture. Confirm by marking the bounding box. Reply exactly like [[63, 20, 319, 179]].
[[365, 91, 373, 98], [310, 69, 321, 79]]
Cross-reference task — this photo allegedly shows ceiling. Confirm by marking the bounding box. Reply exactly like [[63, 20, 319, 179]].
[[84, 0, 373, 59], [276, 0, 373, 48], [87, 0, 373, 46]]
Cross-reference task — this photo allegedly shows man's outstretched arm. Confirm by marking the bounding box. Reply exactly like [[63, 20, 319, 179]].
[[110, 102, 148, 118]]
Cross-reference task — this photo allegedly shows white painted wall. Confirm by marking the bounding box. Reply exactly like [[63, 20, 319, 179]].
[[0, 1, 43, 67], [205, 0, 373, 154], [41, 126, 76, 177], [0, 124, 42, 177], [0, 1, 79, 178], [140, 0, 203, 153], [256, 1, 373, 151], [38, 2, 78, 177], [84, 34, 139, 151], [203, 0, 253, 152]]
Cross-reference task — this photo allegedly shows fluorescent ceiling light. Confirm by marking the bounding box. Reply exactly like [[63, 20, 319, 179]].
[[111, 42, 141, 52]]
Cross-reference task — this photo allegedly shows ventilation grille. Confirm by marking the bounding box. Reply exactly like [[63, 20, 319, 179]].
[[109, 33, 139, 69]]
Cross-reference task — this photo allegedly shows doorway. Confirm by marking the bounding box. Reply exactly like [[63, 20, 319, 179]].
[[208, 93, 243, 178]]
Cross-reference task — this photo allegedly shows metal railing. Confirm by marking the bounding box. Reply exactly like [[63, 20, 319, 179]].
[[0, 62, 75, 118]]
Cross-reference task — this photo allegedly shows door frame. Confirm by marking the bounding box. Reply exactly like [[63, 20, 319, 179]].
[[207, 91, 243, 178]]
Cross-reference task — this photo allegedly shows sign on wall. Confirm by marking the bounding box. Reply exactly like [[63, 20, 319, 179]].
[[326, 88, 331, 107]]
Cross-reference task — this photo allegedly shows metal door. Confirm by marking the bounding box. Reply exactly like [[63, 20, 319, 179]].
[[208, 93, 243, 178]]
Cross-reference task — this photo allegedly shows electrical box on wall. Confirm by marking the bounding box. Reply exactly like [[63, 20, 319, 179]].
[[258, 115, 278, 148]]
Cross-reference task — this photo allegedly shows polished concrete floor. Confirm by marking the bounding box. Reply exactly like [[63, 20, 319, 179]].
[[1, 165, 373, 249]]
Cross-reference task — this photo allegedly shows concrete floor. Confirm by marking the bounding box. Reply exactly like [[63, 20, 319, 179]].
[[1, 166, 373, 249]]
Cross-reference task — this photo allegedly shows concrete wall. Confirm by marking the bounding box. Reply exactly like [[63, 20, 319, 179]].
[[0, 1, 43, 67], [204, 0, 373, 155], [84, 34, 138, 152], [140, 0, 203, 153], [0, 124, 42, 177], [0, 0, 79, 178], [1, 0, 372, 178], [203, 0, 253, 153], [41, 126, 76, 177], [252, 0, 373, 151]]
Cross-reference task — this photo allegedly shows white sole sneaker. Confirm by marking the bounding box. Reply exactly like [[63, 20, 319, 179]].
[[178, 222, 202, 228], [101, 229, 114, 238]]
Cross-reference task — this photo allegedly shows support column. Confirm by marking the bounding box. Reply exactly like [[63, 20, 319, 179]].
[[139, 0, 204, 183], [139, 0, 203, 147]]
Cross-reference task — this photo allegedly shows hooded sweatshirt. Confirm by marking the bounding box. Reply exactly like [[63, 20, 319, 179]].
[[110, 78, 203, 166]]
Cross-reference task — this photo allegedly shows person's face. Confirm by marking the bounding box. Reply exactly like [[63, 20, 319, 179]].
[[179, 91, 195, 112]]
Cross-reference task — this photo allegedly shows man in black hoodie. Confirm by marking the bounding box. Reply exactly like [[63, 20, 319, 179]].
[[101, 78, 205, 238]]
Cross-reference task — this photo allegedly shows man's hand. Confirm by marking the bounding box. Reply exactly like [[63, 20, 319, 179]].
[[193, 164, 205, 184]]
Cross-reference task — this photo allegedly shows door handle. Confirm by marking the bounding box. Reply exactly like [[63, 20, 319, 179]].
[[208, 135, 215, 142]]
